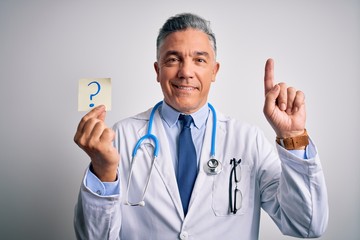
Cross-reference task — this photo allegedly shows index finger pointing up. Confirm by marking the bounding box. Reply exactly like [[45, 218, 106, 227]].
[[264, 58, 275, 96]]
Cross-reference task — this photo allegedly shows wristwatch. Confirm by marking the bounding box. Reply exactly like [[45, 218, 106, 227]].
[[276, 129, 309, 150]]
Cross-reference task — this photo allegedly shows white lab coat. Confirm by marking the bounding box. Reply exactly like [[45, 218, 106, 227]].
[[74, 107, 328, 240]]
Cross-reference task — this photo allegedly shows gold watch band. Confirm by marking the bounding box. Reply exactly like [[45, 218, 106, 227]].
[[276, 129, 309, 150]]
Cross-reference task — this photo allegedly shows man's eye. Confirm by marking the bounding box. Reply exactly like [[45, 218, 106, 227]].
[[196, 58, 206, 63], [166, 57, 179, 63]]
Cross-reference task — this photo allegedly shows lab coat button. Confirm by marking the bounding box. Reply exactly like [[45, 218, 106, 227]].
[[179, 231, 188, 239], [96, 190, 102, 195]]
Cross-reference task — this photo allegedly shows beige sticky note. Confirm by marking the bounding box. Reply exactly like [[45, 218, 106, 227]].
[[78, 78, 111, 111]]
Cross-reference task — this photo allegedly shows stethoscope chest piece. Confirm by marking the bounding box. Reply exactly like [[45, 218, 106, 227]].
[[204, 158, 222, 175]]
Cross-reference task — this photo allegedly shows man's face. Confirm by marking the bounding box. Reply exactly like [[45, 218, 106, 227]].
[[154, 28, 220, 114]]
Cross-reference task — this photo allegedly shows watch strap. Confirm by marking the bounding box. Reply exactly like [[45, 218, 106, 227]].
[[276, 129, 309, 150]]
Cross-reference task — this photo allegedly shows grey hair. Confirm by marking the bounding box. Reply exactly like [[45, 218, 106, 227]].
[[156, 13, 217, 60]]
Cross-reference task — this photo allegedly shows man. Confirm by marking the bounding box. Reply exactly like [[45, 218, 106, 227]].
[[74, 13, 328, 239]]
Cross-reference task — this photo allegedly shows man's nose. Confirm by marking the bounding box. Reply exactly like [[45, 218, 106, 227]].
[[177, 60, 194, 79]]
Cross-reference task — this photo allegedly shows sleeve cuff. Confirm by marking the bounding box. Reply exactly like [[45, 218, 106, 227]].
[[85, 166, 120, 196], [281, 137, 317, 160]]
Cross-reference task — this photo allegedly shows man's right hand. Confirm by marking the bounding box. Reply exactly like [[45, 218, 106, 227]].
[[74, 105, 119, 182]]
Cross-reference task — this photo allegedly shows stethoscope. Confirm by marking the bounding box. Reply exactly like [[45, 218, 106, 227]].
[[125, 101, 222, 207]]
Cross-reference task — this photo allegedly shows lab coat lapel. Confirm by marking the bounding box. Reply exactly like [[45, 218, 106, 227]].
[[145, 110, 184, 218], [188, 109, 226, 213]]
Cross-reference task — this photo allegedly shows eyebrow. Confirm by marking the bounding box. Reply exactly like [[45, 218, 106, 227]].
[[194, 51, 210, 57], [162, 50, 210, 59], [163, 50, 180, 58]]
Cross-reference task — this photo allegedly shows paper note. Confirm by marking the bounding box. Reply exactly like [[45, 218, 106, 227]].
[[78, 78, 111, 111]]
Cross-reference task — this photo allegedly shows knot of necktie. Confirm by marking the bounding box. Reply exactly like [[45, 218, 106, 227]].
[[179, 114, 193, 129]]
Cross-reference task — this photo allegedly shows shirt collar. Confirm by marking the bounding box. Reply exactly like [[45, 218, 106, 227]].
[[160, 101, 209, 129]]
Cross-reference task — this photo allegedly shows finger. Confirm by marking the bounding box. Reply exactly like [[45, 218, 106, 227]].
[[277, 82, 288, 111], [86, 122, 109, 151], [286, 87, 297, 114], [74, 118, 100, 144], [90, 121, 107, 141], [264, 58, 275, 96], [293, 90, 305, 112], [85, 111, 107, 144], [77, 105, 106, 134], [263, 84, 280, 116], [98, 108, 107, 122], [100, 128, 116, 143], [77, 118, 103, 147]]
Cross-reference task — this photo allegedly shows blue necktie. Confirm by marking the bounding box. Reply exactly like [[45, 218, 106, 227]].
[[177, 114, 197, 215]]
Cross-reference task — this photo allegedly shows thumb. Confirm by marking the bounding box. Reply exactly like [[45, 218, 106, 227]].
[[263, 84, 280, 115], [98, 108, 107, 122], [95, 105, 106, 122]]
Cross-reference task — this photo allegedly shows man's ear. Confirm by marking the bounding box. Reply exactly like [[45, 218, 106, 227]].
[[212, 62, 220, 82], [154, 62, 160, 82]]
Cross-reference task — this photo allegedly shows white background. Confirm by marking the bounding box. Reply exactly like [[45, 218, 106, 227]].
[[0, 0, 359, 239]]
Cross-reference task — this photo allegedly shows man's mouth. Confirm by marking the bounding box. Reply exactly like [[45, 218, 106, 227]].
[[172, 84, 197, 91]]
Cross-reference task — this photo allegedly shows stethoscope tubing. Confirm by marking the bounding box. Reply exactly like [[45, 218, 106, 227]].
[[126, 101, 219, 206], [132, 101, 216, 159], [208, 103, 216, 158], [131, 101, 162, 158]]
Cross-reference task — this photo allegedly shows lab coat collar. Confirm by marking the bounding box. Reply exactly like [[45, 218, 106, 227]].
[[160, 100, 209, 130]]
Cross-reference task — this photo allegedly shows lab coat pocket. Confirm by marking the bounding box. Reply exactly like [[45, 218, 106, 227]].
[[211, 164, 251, 216]]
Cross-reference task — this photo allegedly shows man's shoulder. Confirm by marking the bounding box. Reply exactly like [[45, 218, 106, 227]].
[[112, 108, 152, 130], [216, 111, 258, 132], [216, 111, 266, 146]]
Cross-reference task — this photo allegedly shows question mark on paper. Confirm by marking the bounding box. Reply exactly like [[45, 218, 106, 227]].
[[88, 81, 101, 108]]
